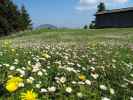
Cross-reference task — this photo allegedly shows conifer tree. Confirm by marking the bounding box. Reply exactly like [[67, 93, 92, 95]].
[[0, 16, 10, 35], [20, 5, 32, 30], [0, 0, 32, 36], [97, 2, 106, 12], [5, 0, 22, 32], [0, 0, 11, 35]]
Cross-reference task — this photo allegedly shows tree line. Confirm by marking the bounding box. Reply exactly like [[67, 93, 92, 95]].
[[0, 0, 32, 36]]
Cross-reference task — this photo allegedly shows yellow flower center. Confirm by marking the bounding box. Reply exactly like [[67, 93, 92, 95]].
[[79, 75, 86, 81]]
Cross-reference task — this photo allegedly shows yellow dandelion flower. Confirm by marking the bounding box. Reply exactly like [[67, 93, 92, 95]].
[[7, 76, 23, 84], [21, 90, 38, 100], [79, 75, 86, 81], [6, 76, 23, 92], [6, 82, 18, 92]]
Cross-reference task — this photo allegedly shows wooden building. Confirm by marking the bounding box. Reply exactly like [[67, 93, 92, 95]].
[[95, 7, 133, 28]]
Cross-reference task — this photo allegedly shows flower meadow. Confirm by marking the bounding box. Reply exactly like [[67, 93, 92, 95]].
[[0, 41, 133, 100]]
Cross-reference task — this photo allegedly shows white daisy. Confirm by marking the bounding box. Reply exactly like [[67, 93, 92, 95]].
[[66, 87, 72, 93], [100, 85, 107, 91]]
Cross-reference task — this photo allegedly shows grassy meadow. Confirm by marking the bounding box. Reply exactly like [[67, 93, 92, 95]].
[[0, 28, 133, 100], [1, 28, 133, 46]]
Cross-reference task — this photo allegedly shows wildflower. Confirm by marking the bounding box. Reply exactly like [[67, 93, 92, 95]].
[[85, 80, 91, 85], [121, 83, 128, 88], [130, 74, 133, 77], [66, 87, 72, 93], [112, 59, 116, 63], [9, 66, 15, 70], [6, 76, 23, 92], [28, 61, 31, 65], [26, 77, 35, 84], [11, 49, 15, 52], [21, 90, 38, 100], [16, 68, 25, 76], [42, 69, 46, 72], [77, 64, 81, 68], [8, 75, 13, 78], [101, 97, 110, 100], [90, 67, 95, 71], [82, 67, 86, 71], [42, 53, 50, 59], [60, 77, 66, 83], [39, 58, 46, 61], [78, 81, 85, 85], [29, 77, 35, 81], [72, 81, 77, 84], [130, 97, 133, 100], [37, 71, 43, 76], [110, 88, 115, 95], [6, 82, 18, 92], [129, 81, 133, 85], [14, 59, 19, 65], [64, 56, 68, 60], [36, 84, 41, 89], [66, 67, 75, 72], [77, 92, 83, 98], [4, 64, 10, 67], [48, 86, 56, 92], [79, 75, 86, 81], [91, 73, 99, 79], [19, 83, 24, 87], [32, 62, 41, 72], [40, 88, 48, 93], [100, 85, 107, 91], [92, 58, 95, 61]]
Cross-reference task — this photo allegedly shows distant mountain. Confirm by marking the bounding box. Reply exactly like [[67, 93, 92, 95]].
[[37, 24, 57, 29], [59, 27, 69, 29]]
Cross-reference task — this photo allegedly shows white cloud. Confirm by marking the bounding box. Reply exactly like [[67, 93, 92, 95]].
[[79, 0, 98, 6], [76, 0, 99, 11], [76, 0, 128, 11], [113, 0, 128, 3]]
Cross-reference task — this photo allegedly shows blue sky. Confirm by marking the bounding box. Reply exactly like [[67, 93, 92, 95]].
[[13, 0, 133, 28]]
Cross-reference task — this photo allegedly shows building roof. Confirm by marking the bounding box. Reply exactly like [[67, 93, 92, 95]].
[[96, 7, 133, 15]]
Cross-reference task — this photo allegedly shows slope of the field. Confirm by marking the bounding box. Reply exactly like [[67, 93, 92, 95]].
[[1, 28, 133, 48], [0, 28, 133, 99]]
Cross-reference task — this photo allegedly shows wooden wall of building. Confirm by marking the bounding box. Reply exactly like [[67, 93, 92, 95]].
[[95, 11, 133, 28]]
